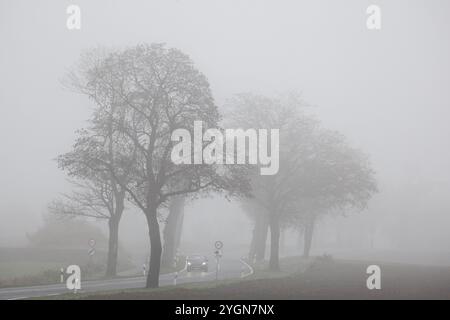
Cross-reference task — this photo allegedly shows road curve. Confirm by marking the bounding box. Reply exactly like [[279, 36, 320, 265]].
[[0, 258, 249, 300]]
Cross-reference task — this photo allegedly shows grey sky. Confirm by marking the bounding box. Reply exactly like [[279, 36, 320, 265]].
[[1, 0, 449, 253]]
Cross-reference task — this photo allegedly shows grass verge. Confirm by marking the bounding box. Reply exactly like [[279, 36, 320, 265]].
[[39, 256, 450, 300]]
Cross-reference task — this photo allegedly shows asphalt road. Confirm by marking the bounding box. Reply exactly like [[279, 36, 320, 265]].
[[0, 258, 252, 300]]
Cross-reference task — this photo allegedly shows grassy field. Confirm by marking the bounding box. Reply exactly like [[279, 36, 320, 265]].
[[0, 247, 133, 288], [0, 261, 62, 279], [47, 256, 450, 300], [0, 249, 186, 289]]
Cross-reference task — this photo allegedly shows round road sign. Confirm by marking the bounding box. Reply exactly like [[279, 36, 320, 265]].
[[214, 241, 223, 250], [88, 239, 96, 248]]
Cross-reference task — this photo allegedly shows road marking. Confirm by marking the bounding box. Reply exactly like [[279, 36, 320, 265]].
[[1, 259, 243, 299], [0, 286, 64, 294], [167, 262, 188, 278], [239, 258, 254, 278]]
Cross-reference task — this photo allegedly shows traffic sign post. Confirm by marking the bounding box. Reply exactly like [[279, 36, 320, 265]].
[[214, 241, 223, 283], [88, 248, 96, 256], [215, 241, 223, 250]]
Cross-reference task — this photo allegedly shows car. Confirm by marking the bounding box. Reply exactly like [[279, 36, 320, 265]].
[[186, 255, 208, 272]]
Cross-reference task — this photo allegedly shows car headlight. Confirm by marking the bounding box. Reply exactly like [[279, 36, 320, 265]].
[[202, 262, 206, 265], [187, 262, 191, 265]]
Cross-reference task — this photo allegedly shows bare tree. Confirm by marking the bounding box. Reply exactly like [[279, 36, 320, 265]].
[[49, 178, 125, 276], [62, 44, 250, 287], [285, 129, 378, 258], [55, 124, 131, 277], [56, 48, 135, 277], [225, 93, 314, 270], [226, 93, 377, 270]]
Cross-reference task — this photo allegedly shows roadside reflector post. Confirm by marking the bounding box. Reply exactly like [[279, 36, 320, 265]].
[[74, 278, 79, 294], [174, 272, 178, 286], [60, 267, 64, 283]]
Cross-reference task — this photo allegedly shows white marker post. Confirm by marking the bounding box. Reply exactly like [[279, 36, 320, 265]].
[[74, 278, 79, 294], [88, 239, 96, 269], [174, 272, 178, 286], [60, 268, 64, 283], [143, 264, 146, 277]]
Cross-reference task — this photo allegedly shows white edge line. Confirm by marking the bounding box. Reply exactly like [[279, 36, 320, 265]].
[[239, 258, 254, 278], [165, 261, 188, 279]]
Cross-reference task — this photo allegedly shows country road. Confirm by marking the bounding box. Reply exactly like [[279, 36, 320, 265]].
[[0, 258, 252, 300]]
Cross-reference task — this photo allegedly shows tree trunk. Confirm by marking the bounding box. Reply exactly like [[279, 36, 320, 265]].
[[268, 214, 280, 271], [174, 208, 184, 252], [162, 197, 185, 269], [249, 214, 269, 263], [105, 216, 120, 277], [303, 216, 315, 258], [255, 215, 269, 262], [105, 193, 124, 278], [279, 229, 285, 256], [248, 224, 258, 262], [145, 207, 162, 288], [297, 228, 304, 251]]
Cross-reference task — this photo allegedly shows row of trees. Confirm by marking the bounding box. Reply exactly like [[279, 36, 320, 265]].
[[225, 94, 377, 269], [51, 43, 377, 287]]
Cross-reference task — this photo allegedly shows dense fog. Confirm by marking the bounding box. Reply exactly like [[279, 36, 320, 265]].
[[1, 0, 450, 274]]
